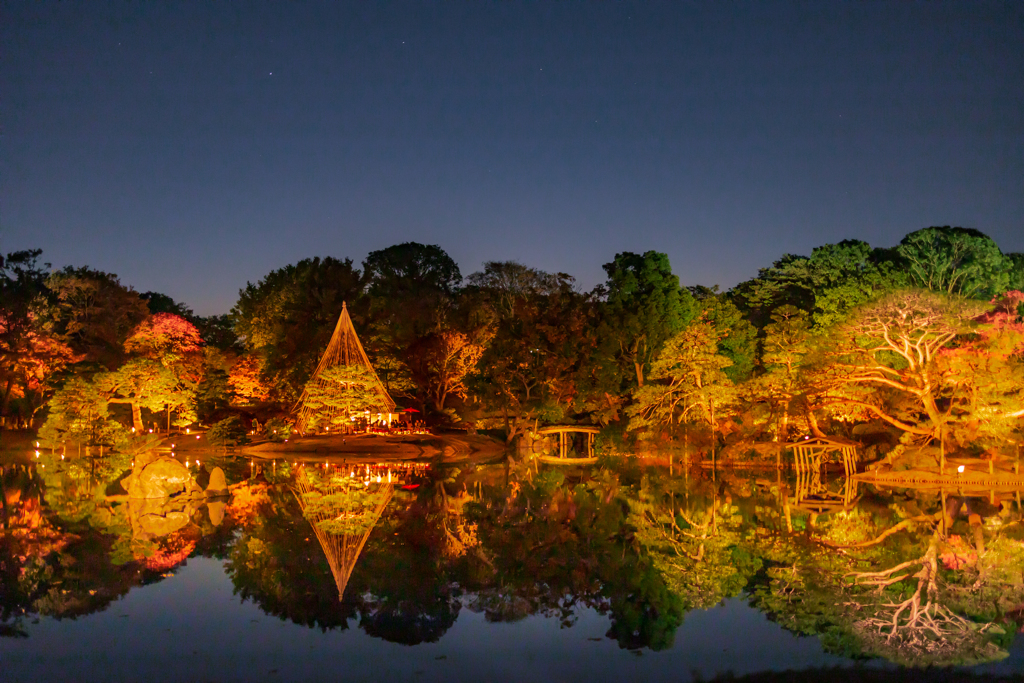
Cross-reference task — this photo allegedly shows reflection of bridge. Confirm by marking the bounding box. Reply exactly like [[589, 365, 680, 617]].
[[293, 465, 394, 600]]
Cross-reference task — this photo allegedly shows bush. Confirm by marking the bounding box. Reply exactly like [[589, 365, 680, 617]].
[[207, 416, 249, 446]]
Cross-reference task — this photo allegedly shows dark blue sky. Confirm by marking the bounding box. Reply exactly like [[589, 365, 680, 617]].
[[3, 1, 1022, 315]]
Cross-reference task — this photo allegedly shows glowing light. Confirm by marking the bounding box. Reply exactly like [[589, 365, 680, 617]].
[[958, 465, 965, 473], [186, 428, 190, 434]]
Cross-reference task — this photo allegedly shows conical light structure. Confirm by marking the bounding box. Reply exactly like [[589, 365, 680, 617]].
[[294, 302, 395, 433]]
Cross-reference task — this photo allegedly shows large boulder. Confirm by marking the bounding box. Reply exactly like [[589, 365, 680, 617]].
[[122, 454, 203, 500]]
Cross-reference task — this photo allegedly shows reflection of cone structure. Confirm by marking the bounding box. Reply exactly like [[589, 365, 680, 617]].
[[294, 302, 395, 434], [293, 468, 393, 600]]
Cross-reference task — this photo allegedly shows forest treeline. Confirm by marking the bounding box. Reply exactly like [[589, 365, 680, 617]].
[[2, 225, 1023, 457]]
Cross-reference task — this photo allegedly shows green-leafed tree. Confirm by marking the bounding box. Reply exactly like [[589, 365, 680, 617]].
[[731, 240, 906, 330], [1006, 253, 1024, 292], [628, 319, 736, 441], [45, 266, 150, 369], [757, 305, 812, 440], [693, 290, 757, 382], [596, 251, 696, 391], [36, 378, 128, 448], [96, 358, 193, 432], [299, 365, 382, 429], [232, 257, 364, 402], [896, 226, 1011, 299], [362, 243, 463, 408], [812, 290, 986, 444]]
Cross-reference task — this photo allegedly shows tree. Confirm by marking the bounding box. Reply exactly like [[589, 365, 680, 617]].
[[939, 290, 1024, 448], [466, 261, 560, 318], [757, 305, 812, 440], [97, 358, 193, 432], [232, 257, 364, 401], [417, 330, 486, 413], [362, 243, 463, 408], [731, 240, 906, 329], [628, 319, 736, 441], [470, 270, 599, 437], [896, 226, 1011, 300], [597, 251, 694, 390], [1006, 253, 1024, 292], [140, 291, 193, 318], [816, 290, 985, 443], [36, 378, 127, 448], [298, 365, 382, 430], [693, 289, 757, 382], [46, 267, 149, 368], [228, 354, 271, 405], [0, 250, 75, 423]]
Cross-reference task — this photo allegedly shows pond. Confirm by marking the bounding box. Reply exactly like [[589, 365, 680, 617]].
[[2, 449, 1023, 683]]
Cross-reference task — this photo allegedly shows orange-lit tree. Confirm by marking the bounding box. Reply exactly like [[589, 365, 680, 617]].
[[814, 290, 987, 446], [628, 319, 736, 440], [228, 354, 271, 405]]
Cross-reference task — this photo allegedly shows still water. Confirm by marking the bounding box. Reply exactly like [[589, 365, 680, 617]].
[[2, 451, 1023, 682]]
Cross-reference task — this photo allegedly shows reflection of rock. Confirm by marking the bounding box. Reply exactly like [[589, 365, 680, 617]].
[[121, 453, 205, 541], [206, 467, 227, 495], [128, 495, 203, 540], [123, 454, 203, 500], [207, 500, 226, 526]]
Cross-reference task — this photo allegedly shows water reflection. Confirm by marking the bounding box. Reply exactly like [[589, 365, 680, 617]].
[[2, 450, 1023, 671]]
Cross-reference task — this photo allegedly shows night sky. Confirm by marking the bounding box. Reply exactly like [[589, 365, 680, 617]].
[[3, 1, 1022, 315]]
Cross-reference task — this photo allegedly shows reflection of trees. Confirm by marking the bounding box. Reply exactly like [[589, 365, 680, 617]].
[[628, 475, 757, 612], [850, 534, 1001, 664], [467, 465, 685, 650], [1, 453, 233, 637], [751, 486, 1022, 666], [226, 486, 358, 631]]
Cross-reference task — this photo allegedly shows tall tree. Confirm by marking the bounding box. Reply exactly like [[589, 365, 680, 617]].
[[232, 257, 364, 401], [628, 319, 736, 439], [46, 267, 149, 368], [731, 240, 905, 329], [361, 243, 463, 408], [756, 305, 812, 440], [896, 226, 1011, 299], [597, 251, 694, 390], [0, 250, 75, 423], [471, 270, 598, 436]]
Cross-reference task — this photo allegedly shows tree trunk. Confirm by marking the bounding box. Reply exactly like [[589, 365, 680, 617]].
[[131, 403, 143, 432], [806, 407, 825, 438], [778, 403, 789, 442], [634, 361, 644, 388], [0, 378, 13, 418]]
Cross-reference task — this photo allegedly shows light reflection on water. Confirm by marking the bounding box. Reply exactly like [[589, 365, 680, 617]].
[[1, 451, 1023, 682]]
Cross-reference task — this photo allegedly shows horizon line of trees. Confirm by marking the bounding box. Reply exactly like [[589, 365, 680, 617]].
[[3, 225, 1023, 458]]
